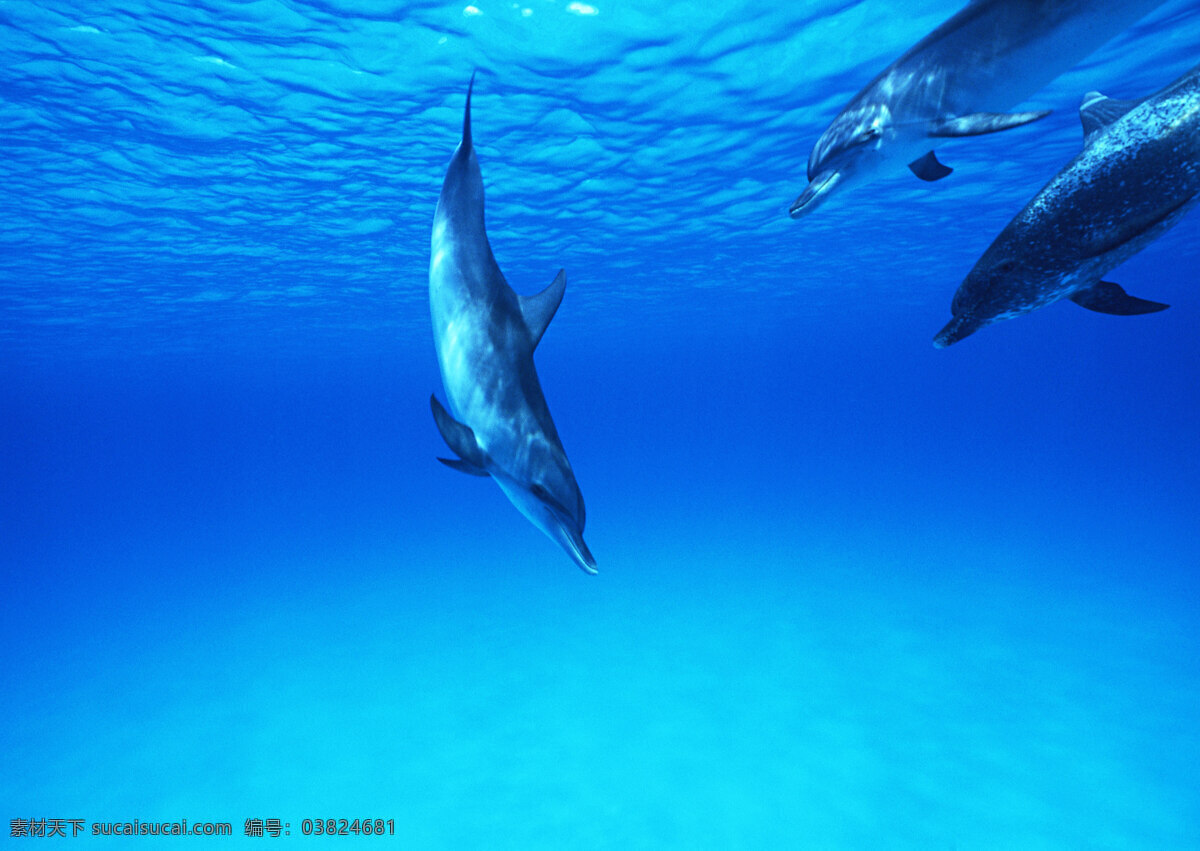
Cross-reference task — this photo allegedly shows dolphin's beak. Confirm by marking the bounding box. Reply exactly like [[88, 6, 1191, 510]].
[[933, 314, 978, 349], [789, 169, 841, 219], [564, 528, 598, 575], [549, 509, 597, 575]]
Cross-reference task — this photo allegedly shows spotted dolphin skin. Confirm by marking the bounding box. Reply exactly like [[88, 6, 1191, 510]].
[[428, 75, 596, 574], [933, 62, 1200, 348], [790, 0, 1165, 219]]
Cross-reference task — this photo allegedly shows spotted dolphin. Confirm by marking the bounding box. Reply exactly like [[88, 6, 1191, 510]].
[[428, 75, 596, 574], [789, 0, 1165, 219], [934, 62, 1200, 347]]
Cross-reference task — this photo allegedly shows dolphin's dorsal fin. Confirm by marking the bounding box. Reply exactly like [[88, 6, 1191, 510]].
[[519, 269, 566, 349], [929, 110, 1050, 138], [1079, 92, 1141, 146], [1068, 281, 1169, 315], [430, 394, 492, 473]]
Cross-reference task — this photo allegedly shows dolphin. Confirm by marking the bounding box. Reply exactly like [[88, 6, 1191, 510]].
[[790, 0, 1165, 219], [428, 74, 597, 574], [934, 62, 1200, 347]]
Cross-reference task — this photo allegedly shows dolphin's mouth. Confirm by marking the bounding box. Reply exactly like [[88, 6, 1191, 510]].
[[567, 533, 598, 575], [549, 508, 597, 575], [789, 169, 841, 219], [933, 314, 977, 349]]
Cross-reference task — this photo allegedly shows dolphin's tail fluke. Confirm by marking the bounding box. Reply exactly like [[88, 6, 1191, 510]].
[[463, 71, 475, 149]]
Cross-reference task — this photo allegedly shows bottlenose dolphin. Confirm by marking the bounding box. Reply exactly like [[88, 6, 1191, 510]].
[[428, 75, 597, 574], [790, 0, 1165, 219], [934, 62, 1200, 347]]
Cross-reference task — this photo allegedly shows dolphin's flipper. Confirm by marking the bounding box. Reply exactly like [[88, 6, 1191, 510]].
[[430, 394, 492, 471], [929, 110, 1051, 138], [909, 151, 953, 182], [438, 456, 490, 477], [1068, 281, 1169, 315], [1080, 92, 1143, 146], [519, 269, 566, 350]]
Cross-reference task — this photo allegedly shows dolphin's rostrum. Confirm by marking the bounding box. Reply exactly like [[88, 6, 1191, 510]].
[[790, 0, 1165, 219], [428, 74, 596, 574], [934, 62, 1200, 347]]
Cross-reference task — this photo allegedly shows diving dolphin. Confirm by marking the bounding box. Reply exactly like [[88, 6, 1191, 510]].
[[934, 62, 1200, 347], [790, 0, 1165, 219], [428, 75, 596, 574]]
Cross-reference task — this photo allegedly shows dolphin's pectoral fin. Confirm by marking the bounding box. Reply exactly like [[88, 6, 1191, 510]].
[[430, 394, 491, 472], [437, 456, 490, 477], [929, 110, 1050, 138], [1068, 281, 1169, 315], [519, 269, 566, 349], [909, 151, 953, 182], [1079, 92, 1142, 146]]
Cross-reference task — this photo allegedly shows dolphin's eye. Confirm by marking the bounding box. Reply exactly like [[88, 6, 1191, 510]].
[[531, 483, 549, 500], [856, 126, 882, 144], [996, 259, 1018, 274]]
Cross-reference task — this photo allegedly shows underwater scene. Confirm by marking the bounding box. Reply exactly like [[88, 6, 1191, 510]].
[[3, 0, 1200, 846]]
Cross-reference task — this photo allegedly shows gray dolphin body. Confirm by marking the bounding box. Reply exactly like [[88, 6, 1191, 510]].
[[428, 77, 596, 574], [934, 62, 1200, 347], [790, 0, 1164, 219]]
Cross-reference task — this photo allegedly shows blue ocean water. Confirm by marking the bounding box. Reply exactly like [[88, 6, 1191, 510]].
[[3, 0, 1200, 846]]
